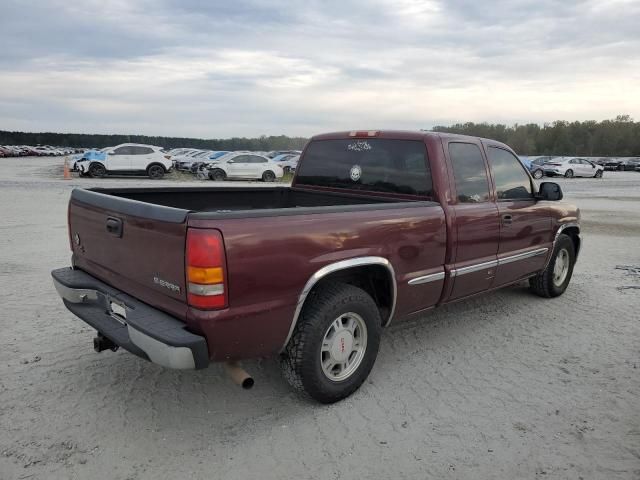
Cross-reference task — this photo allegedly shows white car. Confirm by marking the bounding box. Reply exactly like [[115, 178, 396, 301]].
[[77, 143, 172, 179], [206, 152, 283, 182], [542, 157, 604, 178]]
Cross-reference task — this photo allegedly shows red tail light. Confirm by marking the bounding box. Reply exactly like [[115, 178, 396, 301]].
[[186, 228, 228, 309]]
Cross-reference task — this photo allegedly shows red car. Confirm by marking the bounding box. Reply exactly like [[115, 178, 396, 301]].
[[52, 130, 580, 403]]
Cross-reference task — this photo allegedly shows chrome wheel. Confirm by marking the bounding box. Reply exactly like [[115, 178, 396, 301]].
[[553, 248, 570, 287], [320, 312, 368, 381], [533, 169, 543, 179]]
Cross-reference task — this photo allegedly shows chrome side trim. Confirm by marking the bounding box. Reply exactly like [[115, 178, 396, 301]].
[[451, 260, 498, 277], [408, 271, 445, 285], [280, 256, 397, 352], [497, 247, 548, 265]]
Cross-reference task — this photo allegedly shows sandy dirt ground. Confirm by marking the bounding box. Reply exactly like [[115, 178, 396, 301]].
[[1, 157, 639, 480]]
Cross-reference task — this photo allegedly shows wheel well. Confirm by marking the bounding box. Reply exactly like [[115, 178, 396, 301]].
[[89, 162, 104, 169], [563, 227, 581, 256], [309, 265, 394, 326]]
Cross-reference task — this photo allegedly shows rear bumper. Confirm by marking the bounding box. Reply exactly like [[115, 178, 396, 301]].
[[51, 267, 209, 370]]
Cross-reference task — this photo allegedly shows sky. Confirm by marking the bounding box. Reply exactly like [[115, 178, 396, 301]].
[[0, 0, 638, 138]]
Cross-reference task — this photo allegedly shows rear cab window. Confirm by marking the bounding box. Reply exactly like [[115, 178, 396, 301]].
[[295, 139, 433, 198], [448, 142, 491, 203]]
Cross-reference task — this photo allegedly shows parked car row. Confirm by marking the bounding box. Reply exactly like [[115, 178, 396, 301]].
[[520, 156, 606, 178], [166, 148, 301, 182], [0, 145, 83, 157], [70, 144, 302, 181]]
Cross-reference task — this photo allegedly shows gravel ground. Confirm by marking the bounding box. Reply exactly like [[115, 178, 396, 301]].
[[1, 157, 639, 480]]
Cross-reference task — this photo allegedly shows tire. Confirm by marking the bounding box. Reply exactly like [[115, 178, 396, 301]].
[[89, 163, 106, 178], [208, 169, 226, 181], [262, 170, 276, 182], [280, 282, 382, 404], [594, 170, 603, 178], [529, 233, 576, 298], [532, 169, 544, 179], [564, 169, 574, 178], [283, 166, 291, 174], [147, 164, 165, 179]]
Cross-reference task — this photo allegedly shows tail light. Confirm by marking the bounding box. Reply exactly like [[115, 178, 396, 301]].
[[186, 228, 228, 309], [348, 130, 379, 137]]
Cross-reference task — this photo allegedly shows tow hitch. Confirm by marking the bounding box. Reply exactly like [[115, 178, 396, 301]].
[[93, 334, 119, 353]]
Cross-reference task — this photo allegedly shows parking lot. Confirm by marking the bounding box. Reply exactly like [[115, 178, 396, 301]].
[[1, 156, 639, 479]]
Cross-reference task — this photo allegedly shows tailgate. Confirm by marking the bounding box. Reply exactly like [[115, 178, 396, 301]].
[[69, 189, 190, 320]]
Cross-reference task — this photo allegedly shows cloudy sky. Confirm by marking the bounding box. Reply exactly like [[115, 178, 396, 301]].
[[1, 0, 638, 138]]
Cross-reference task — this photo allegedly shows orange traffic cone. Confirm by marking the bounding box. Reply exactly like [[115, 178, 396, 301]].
[[63, 157, 71, 180]]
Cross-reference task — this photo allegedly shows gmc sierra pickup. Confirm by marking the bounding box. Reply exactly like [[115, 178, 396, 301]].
[[52, 130, 580, 403]]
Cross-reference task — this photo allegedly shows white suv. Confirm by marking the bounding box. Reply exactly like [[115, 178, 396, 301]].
[[206, 152, 284, 182], [78, 143, 172, 179]]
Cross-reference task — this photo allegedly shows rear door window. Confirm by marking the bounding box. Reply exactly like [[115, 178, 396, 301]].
[[295, 139, 433, 197], [448, 143, 490, 203], [487, 147, 533, 200]]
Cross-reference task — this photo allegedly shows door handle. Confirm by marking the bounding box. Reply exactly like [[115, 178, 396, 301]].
[[502, 214, 513, 226], [105, 217, 123, 237]]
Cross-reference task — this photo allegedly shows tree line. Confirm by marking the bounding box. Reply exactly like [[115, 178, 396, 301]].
[[0, 131, 309, 152], [1, 115, 638, 156], [433, 115, 640, 157]]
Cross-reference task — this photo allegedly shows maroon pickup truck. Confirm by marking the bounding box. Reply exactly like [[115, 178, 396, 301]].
[[52, 130, 580, 403]]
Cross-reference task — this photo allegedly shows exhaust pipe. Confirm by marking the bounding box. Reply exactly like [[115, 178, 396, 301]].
[[224, 361, 254, 389]]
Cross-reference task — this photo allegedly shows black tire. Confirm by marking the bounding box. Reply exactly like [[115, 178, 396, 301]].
[[262, 170, 276, 182], [147, 164, 165, 179], [564, 169, 574, 178], [208, 169, 226, 181], [89, 163, 106, 178], [594, 170, 603, 178], [529, 233, 576, 298], [283, 166, 291, 174], [280, 282, 382, 404], [533, 169, 544, 179]]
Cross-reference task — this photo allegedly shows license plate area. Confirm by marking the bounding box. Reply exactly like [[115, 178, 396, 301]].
[[109, 300, 127, 325]]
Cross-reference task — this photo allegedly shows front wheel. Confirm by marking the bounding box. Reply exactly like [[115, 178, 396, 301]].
[[529, 233, 576, 298], [533, 169, 544, 179], [208, 169, 226, 181], [89, 163, 106, 178], [594, 170, 603, 178], [564, 169, 574, 178], [280, 283, 382, 403]]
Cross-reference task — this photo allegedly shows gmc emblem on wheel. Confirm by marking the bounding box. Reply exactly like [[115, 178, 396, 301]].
[[153, 276, 181, 293]]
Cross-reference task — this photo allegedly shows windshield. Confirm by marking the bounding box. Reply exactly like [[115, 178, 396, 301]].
[[296, 139, 433, 197]]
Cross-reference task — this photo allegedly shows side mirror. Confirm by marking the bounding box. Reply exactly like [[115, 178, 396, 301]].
[[536, 182, 563, 201]]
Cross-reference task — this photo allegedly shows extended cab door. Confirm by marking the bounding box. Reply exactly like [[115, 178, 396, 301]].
[[444, 141, 500, 300], [484, 144, 552, 286]]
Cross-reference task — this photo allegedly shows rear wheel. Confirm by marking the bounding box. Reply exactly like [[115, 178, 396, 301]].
[[533, 169, 544, 179], [89, 163, 106, 178], [280, 283, 382, 403], [262, 170, 276, 182], [529, 233, 575, 298], [209, 169, 226, 181], [147, 164, 165, 179], [564, 169, 574, 178]]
